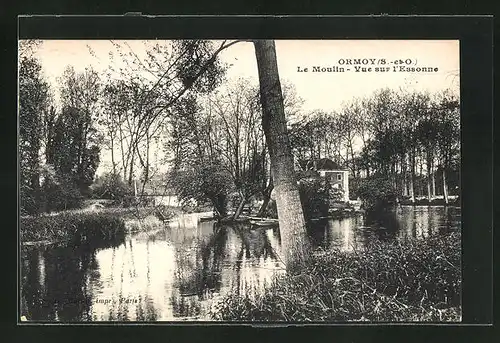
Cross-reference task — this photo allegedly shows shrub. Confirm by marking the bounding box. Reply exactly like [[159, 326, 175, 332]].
[[41, 173, 84, 212], [20, 211, 126, 246], [298, 172, 330, 220], [266, 199, 278, 219], [328, 186, 345, 203], [262, 173, 329, 221], [20, 185, 38, 216], [90, 172, 134, 203], [348, 176, 362, 200], [357, 176, 398, 212], [168, 162, 233, 217]]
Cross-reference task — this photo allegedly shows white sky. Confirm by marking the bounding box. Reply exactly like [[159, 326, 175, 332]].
[[28, 39, 460, 176], [32, 39, 459, 113]]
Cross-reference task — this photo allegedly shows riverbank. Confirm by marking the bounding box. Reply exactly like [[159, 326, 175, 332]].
[[399, 197, 460, 206], [20, 205, 183, 246], [210, 231, 461, 322], [20, 211, 126, 246]]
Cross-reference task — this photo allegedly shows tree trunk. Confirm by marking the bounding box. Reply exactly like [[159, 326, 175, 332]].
[[418, 156, 423, 197], [443, 167, 449, 204], [427, 174, 432, 203], [257, 176, 274, 217], [254, 40, 311, 272], [128, 152, 135, 186], [233, 193, 247, 220], [426, 151, 432, 202], [431, 168, 436, 197], [30, 172, 41, 214], [410, 150, 415, 204], [110, 129, 117, 176], [402, 155, 408, 196]]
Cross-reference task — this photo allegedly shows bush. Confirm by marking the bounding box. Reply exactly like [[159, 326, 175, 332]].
[[348, 176, 362, 200], [90, 173, 134, 203], [357, 176, 398, 212], [41, 173, 84, 212], [20, 211, 126, 246], [168, 162, 233, 217], [211, 232, 461, 322], [298, 172, 330, 220], [262, 173, 329, 221], [20, 185, 39, 216]]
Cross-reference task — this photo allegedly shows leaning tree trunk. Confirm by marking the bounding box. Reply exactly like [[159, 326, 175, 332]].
[[254, 40, 311, 272], [257, 176, 274, 217], [233, 192, 247, 220]]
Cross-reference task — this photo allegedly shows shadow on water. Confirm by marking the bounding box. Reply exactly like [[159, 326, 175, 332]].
[[21, 214, 285, 321], [173, 223, 227, 297], [363, 209, 401, 241], [169, 221, 282, 318], [20, 238, 124, 322], [306, 218, 332, 249], [232, 223, 279, 261], [170, 223, 232, 318]]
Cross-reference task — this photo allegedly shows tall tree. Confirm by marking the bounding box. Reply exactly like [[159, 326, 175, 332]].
[[101, 40, 235, 190], [209, 78, 267, 218], [53, 66, 102, 195], [45, 106, 100, 196], [19, 56, 51, 214], [253, 40, 311, 272], [434, 90, 460, 204]]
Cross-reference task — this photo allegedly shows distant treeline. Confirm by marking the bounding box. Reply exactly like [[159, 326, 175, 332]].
[[288, 87, 460, 204]]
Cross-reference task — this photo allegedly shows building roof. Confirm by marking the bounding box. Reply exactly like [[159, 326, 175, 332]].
[[298, 158, 345, 171]]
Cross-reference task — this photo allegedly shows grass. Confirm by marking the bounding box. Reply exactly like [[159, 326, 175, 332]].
[[99, 205, 183, 221], [20, 204, 184, 245], [210, 232, 461, 322], [125, 214, 165, 233], [20, 210, 126, 246]]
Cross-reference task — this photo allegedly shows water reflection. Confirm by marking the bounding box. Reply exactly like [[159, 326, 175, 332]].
[[20, 206, 460, 321], [21, 241, 116, 322], [21, 213, 285, 321], [307, 205, 461, 252]]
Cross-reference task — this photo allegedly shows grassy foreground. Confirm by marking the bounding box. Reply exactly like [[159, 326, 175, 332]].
[[210, 232, 461, 322]]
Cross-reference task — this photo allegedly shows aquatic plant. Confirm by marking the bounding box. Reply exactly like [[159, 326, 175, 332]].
[[125, 215, 165, 233], [211, 232, 461, 322]]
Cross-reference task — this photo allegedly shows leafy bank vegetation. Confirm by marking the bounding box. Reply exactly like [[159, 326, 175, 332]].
[[211, 232, 461, 322]]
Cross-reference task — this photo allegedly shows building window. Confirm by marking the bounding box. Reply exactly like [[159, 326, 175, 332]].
[[337, 174, 342, 181]]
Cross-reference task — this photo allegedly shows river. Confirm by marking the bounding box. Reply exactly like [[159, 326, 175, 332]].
[[20, 205, 461, 322]]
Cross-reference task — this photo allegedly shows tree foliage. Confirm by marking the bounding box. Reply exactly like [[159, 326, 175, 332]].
[[289, 87, 460, 203], [168, 161, 233, 216], [90, 172, 134, 203], [19, 49, 103, 213], [297, 172, 330, 220], [357, 175, 398, 212], [19, 56, 51, 214]]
